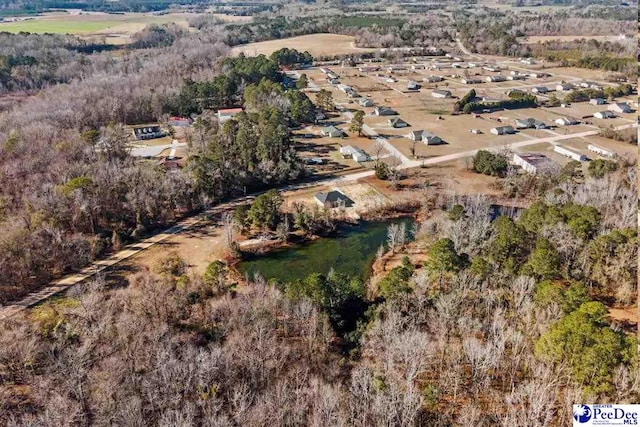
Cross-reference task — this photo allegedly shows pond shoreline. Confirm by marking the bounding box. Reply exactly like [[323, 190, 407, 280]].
[[231, 213, 417, 284]]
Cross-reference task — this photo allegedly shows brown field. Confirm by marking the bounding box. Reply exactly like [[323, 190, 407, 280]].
[[230, 34, 377, 57]]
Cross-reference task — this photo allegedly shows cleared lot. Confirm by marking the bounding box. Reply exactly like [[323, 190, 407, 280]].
[[230, 34, 376, 57]]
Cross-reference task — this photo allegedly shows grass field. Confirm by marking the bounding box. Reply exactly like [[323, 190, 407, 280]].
[[0, 12, 250, 43], [230, 34, 377, 57]]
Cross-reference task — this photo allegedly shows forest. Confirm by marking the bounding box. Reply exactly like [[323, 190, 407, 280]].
[[0, 161, 636, 425], [0, 2, 637, 424]]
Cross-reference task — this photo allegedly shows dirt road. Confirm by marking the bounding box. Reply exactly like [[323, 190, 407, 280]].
[[1, 123, 635, 320]]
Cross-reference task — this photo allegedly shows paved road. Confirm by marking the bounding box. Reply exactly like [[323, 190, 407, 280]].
[[1, 122, 635, 320]]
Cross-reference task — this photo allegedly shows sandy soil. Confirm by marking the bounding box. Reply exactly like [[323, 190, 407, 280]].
[[230, 34, 377, 57]]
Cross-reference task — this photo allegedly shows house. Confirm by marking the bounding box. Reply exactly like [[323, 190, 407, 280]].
[[461, 78, 482, 85], [483, 65, 500, 72], [337, 84, 353, 93], [556, 83, 574, 92], [407, 130, 424, 142], [385, 77, 397, 83], [314, 190, 354, 209], [555, 145, 586, 161], [407, 81, 421, 90], [529, 72, 550, 78], [359, 98, 374, 107], [594, 111, 615, 119], [486, 75, 506, 82], [608, 103, 631, 114], [422, 131, 443, 145], [423, 75, 444, 83], [389, 117, 409, 128], [340, 145, 368, 162], [490, 126, 516, 135], [589, 98, 606, 106], [321, 126, 343, 138], [328, 78, 339, 85], [555, 117, 577, 126], [374, 106, 397, 116], [217, 108, 243, 122], [531, 86, 550, 94], [512, 153, 557, 174], [319, 68, 329, 74], [157, 156, 185, 171], [168, 116, 191, 127], [507, 75, 526, 81], [132, 125, 163, 140], [515, 118, 547, 129], [588, 144, 615, 158], [315, 111, 326, 122], [432, 89, 452, 99]]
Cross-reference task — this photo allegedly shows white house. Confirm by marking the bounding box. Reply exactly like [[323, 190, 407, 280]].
[[432, 89, 452, 99], [340, 145, 368, 162], [486, 75, 506, 82], [512, 152, 557, 174], [490, 126, 516, 135], [554, 145, 587, 161], [555, 117, 577, 126], [556, 83, 574, 92], [589, 98, 606, 105], [608, 103, 631, 114], [217, 108, 243, 122], [321, 126, 343, 138], [461, 78, 482, 85], [588, 144, 615, 158], [531, 86, 550, 94], [594, 111, 615, 119], [423, 75, 444, 83]]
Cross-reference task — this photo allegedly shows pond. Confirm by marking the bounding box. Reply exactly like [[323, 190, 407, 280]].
[[237, 217, 414, 283]]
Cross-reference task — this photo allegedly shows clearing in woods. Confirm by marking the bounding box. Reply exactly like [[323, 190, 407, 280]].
[[0, 12, 250, 43], [230, 33, 376, 57]]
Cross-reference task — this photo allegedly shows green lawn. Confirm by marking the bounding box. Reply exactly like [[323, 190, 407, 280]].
[[0, 19, 122, 34]]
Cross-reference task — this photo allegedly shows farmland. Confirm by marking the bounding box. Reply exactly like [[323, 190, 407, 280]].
[[0, 11, 250, 44], [230, 33, 377, 57]]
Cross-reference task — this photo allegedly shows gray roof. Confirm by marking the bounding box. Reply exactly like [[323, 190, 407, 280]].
[[314, 191, 353, 206]]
